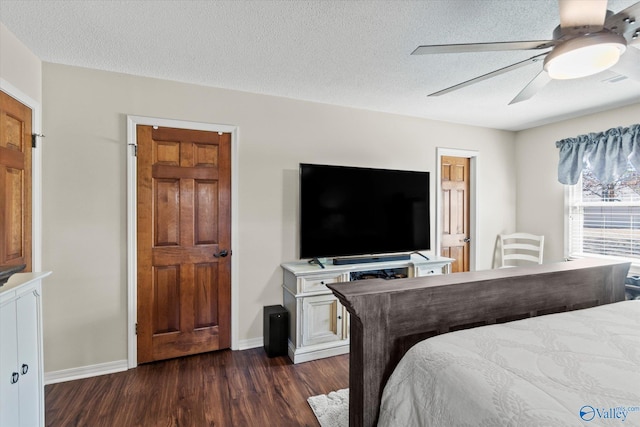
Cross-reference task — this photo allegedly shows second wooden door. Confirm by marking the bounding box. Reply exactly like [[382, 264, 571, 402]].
[[441, 156, 470, 273], [137, 125, 231, 363]]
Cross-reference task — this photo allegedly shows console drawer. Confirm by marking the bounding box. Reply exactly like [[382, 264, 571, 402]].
[[299, 273, 345, 293], [414, 265, 443, 276]]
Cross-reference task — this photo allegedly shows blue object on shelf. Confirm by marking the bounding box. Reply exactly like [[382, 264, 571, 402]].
[[0, 264, 26, 287], [626, 276, 640, 300], [626, 276, 640, 286]]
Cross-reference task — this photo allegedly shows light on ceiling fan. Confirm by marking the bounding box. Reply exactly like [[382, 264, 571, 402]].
[[543, 32, 627, 80]]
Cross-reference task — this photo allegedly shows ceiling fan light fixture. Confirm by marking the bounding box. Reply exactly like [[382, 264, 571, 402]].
[[543, 32, 627, 80]]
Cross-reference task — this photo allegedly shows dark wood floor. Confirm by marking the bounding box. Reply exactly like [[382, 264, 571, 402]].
[[45, 348, 349, 427]]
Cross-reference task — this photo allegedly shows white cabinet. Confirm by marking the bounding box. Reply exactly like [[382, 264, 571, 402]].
[[0, 272, 51, 427], [282, 269, 350, 363], [282, 255, 452, 363]]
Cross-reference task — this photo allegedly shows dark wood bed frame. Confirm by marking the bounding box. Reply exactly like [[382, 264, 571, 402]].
[[327, 258, 630, 427]]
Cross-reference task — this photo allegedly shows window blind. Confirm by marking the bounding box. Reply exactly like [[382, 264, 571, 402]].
[[567, 166, 640, 274]]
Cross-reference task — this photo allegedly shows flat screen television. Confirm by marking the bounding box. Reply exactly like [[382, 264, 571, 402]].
[[299, 163, 430, 260]]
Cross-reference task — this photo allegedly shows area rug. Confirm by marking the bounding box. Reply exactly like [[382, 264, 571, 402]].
[[307, 388, 349, 427]]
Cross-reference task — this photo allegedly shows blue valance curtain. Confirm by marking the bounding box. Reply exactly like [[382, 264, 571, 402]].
[[556, 124, 640, 185]]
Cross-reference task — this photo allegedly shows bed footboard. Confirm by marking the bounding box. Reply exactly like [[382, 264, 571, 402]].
[[327, 258, 630, 427]]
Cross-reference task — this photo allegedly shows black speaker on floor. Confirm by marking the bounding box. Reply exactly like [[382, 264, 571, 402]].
[[263, 305, 288, 357]]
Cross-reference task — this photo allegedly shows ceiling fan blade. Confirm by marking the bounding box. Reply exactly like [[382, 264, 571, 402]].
[[559, 0, 607, 31], [604, 1, 640, 44], [609, 46, 640, 81], [508, 71, 552, 105], [429, 53, 547, 97], [412, 40, 555, 55]]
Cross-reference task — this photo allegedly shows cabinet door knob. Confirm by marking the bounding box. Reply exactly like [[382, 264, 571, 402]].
[[21, 364, 29, 375], [10, 372, 19, 384], [337, 315, 342, 320]]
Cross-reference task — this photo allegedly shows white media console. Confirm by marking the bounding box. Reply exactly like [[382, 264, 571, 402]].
[[281, 254, 454, 363]]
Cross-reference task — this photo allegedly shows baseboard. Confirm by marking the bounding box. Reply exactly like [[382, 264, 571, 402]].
[[237, 337, 263, 350], [45, 341, 264, 384], [44, 359, 129, 385]]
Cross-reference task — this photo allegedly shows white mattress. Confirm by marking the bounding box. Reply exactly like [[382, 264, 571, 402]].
[[378, 300, 640, 427]]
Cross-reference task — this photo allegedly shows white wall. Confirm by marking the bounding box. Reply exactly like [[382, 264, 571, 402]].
[[41, 63, 516, 372], [515, 102, 640, 263], [0, 23, 41, 103]]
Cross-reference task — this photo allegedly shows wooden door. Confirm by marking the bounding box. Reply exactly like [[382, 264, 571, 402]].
[[137, 125, 231, 363], [0, 91, 32, 272], [441, 156, 470, 273]]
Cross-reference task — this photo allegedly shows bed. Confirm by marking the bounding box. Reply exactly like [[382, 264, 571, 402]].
[[327, 258, 632, 427], [379, 300, 640, 426]]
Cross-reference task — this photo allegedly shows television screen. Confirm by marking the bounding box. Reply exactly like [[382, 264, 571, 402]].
[[299, 163, 430, 259]]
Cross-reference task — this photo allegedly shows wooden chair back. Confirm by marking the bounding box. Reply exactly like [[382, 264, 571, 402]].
[[499, 233, 544, 267]]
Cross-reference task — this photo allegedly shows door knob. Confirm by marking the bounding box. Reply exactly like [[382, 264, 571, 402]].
[[214, 250, 229, 258], [463, 237, 471, 243]]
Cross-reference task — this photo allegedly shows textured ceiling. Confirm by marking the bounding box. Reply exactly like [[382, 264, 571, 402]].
[[1, 0, 639, 131]]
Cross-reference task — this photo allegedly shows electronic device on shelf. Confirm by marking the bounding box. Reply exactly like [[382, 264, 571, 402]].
[[299, 163, 431, 263], [350, 269, 408, 281]]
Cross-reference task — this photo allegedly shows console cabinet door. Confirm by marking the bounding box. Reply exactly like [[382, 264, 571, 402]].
[[0, 289, 42, 427], [16, 290, 41, 427], [301, 295, 345, 346], [0, 301, 20, 427]]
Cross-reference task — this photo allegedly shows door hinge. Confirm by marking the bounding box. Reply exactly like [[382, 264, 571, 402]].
[[31, 133, 45, 148], [135, 323, 138, 335], [129, 144, 137, 156]]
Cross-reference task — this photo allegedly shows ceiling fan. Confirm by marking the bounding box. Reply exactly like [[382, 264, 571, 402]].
[[413, 0, 640, 104]]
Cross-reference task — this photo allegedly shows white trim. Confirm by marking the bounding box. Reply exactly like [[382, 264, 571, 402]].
[[237, 337, 264, 350], [44, 359, 128, 385], [126, 118, 137, 369], [563, 184, 572, 261], [126, 115, 240, 369], [436, 148, 479, 271], [0, 78, 43, 271], [287, 340, 350, 364]]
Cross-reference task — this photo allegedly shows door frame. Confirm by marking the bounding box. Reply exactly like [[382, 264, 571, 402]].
[[0, 78, 43, 271], [436, 148, 479, 272], [126, 115, 239, 369]]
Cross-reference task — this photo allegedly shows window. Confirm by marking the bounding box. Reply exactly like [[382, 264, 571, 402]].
[[566, 162, 640, 274]]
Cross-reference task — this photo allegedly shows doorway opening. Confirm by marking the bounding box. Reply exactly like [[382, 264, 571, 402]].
[[437, 148, 478, 272]]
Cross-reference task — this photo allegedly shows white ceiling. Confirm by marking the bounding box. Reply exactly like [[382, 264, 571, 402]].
[[1, 0, 639, 131]]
